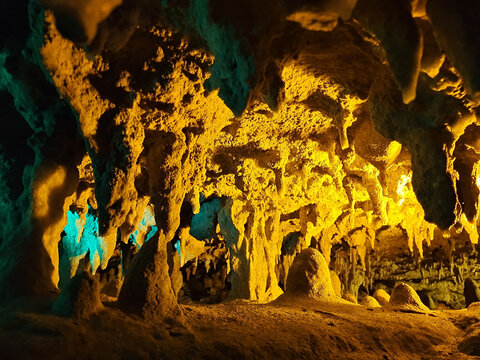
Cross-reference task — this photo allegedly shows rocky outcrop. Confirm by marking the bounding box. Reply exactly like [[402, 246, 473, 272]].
[[342, 293, 358, 304], [118, 232, 182, 322], [360, 295, 381, 307]]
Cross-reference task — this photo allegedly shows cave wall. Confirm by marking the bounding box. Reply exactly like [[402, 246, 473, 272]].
[[2, 0, 480, 313]]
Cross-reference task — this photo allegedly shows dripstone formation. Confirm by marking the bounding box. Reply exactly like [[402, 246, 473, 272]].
[[2, 0, 480, 325]]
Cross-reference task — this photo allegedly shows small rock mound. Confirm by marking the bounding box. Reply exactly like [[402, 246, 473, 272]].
[[468, 302, 480, 311], [373, 288, 390, 306], [464, 278, 480, 307], [52, 271, 103, 318], [285, 248, 336, 298], [342, 292, 358, 304], [360, 295, 381, 307], [388, 282, 429, 312]]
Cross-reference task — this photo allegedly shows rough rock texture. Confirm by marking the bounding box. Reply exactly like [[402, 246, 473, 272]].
[[353, 0, 422, 103], [373, 289, 390, 306], [342, 292, 358, 304], [360, 295, 380, 307], [284, 248, 336, 298], [388, 282, 429, 312], [51, 271, 103, 318], [118, 232, 182, 322], [426, 0, 480, 98], [330, 270, 342, 297], [464, 278, 480, 308], [1, 300, 478, 360]]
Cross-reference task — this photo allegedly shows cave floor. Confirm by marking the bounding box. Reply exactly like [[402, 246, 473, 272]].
[[1, 299, 479, 360]]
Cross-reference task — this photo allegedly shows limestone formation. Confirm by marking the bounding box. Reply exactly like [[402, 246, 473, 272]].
[[4, 0, 480, 358], [426, 0, 480, 98], [353, 0, 422, 103], [1, 0, 480, 332], [51, 271, 103, 318], [388, 282, 429, 312], [373, 289, 390, 306], [330, 270, 342, 297], [117, 232, 182, 322], [360, 295, 381, 307], [342, 292, 358, 304], [464, 278, 480, 307], [285, 248, 336, 298], [39, 0, 122, 45]]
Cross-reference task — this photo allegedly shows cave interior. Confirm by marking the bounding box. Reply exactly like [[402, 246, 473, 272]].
[[3, 0, 480, 359]]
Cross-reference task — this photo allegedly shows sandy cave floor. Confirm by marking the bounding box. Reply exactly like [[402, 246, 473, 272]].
[[1, 299, 480, 360]]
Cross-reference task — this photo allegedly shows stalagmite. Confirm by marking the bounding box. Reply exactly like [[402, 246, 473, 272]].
[[118, 232, 182, 322], [360, 295, 381, 307], [373, 288, 390, 306], [388, 282, 429, 312], [283, 248, 337, 299], [464, 278, 480, 307], [51, 271, 103, 318], [342, 292, 358, 304], [330, 270, 342, 297]]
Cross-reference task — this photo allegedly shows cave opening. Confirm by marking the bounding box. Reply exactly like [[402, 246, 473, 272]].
[[2, 0, 480, 358]]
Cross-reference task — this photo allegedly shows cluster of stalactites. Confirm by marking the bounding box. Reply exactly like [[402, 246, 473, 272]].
[[4, 0, 480, 312]]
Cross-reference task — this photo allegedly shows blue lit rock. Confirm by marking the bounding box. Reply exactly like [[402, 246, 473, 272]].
[[52, 271, 103, 318]]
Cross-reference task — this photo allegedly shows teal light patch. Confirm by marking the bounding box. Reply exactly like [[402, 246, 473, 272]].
[[218, 201, 240, 247], [61, 208, 107, 273], [129, 205, 157, 249], [174, 239, 181, 260], [0, 154, 13, 242], [190, 197, 222, 240], [281, 232, 302, 256], [145, 225, 158, 242], [187, 0, 255, 116]]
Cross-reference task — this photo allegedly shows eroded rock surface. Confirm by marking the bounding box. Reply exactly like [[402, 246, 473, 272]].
[[285, 248, 336, 298], [51, 271, 103, 318], [389, 282, 429, 312]]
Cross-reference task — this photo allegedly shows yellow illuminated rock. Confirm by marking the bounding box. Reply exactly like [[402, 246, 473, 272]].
[[373, 288, 391, 306]]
